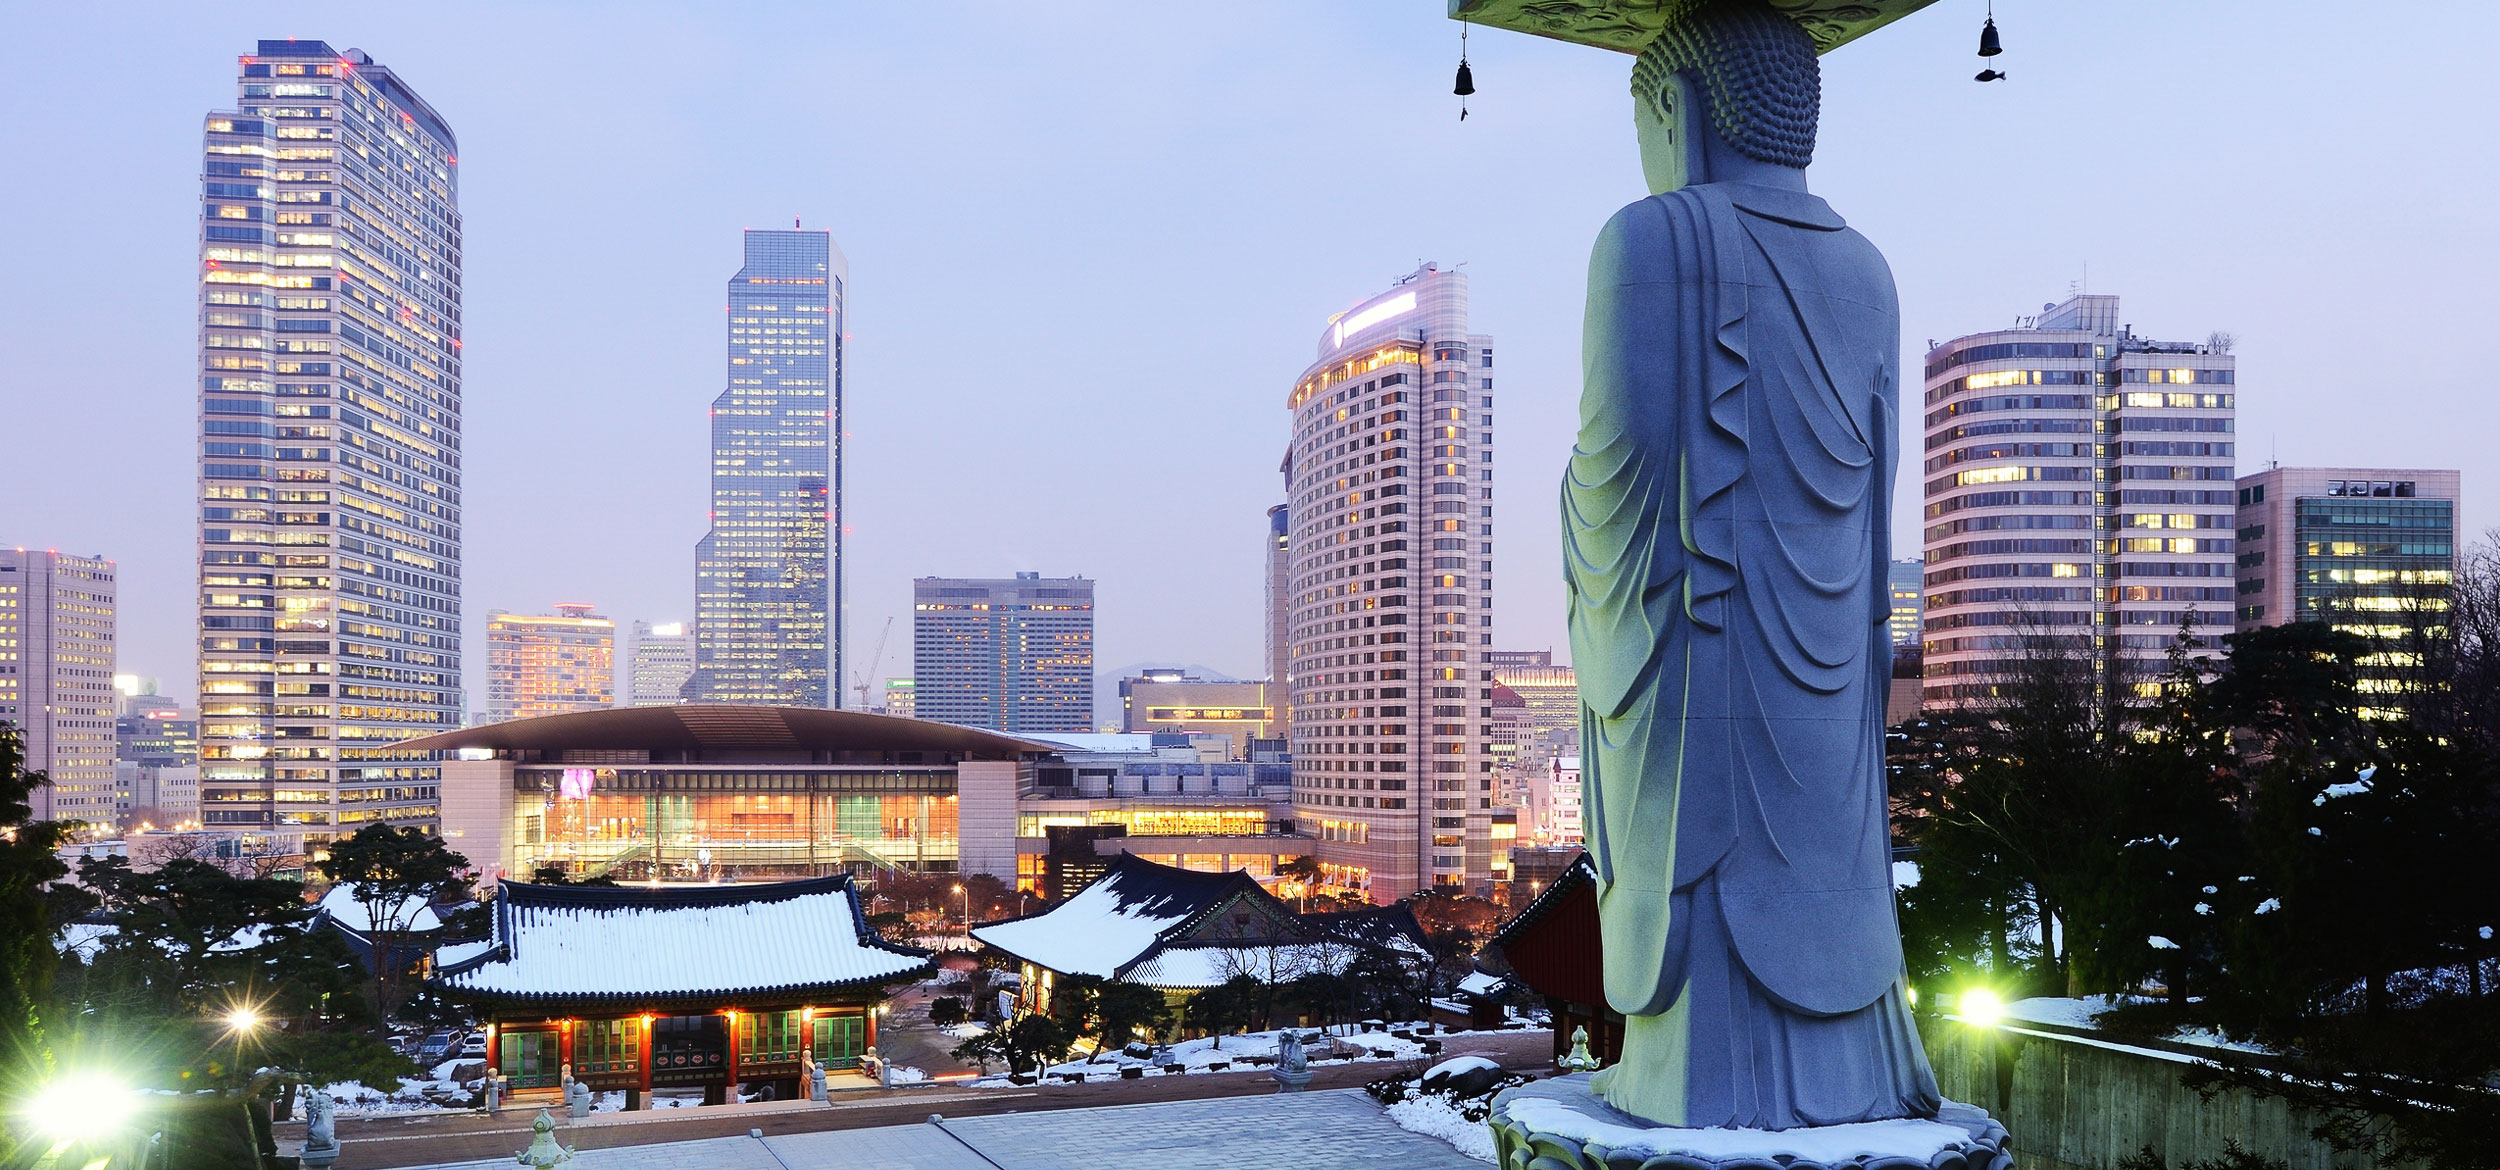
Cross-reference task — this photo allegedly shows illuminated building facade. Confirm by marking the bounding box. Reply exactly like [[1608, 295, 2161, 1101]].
[[1265, 502, 1291, 722], [1116, 670, 1276, 756], [1922, 295, 2238, 708], [1284, 263, 1498, 900], [2233, 467, 2458, 710], [485, 605, 614, 723], [623, 620, 695, 707], [0, 550, 117, 825], [1887, 558, 1924, 649], [880, 678, 915, 719], [692, 230, 843, 708], [912, 574, 1094, 735], [194, 40, 462, 848]]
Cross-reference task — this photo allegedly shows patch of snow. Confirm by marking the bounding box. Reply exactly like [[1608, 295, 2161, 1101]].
[[2002, 996, 2133, 1029], [318, 884, 444, 933], [1890, 860, 1920, 890], [2148, 935, 2178, 950], [2307, 827, 2323, 836], [2483, 926, 2494, 941], [2255, 898, 2281, 915], [1385, 1093, 1497, 1162], [2193, 903, 2211, 916], [1456, 970, 1504, 997], [1501, 1098, 1973, 1163], [1423, 1055, 1499, 1080]]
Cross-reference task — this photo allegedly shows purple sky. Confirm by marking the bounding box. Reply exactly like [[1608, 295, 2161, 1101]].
[[2, 3, 2491, 708]]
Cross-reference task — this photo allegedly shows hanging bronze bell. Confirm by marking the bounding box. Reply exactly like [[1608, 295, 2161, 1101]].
[[1977, 17, 2002, 57], [1454, 59, 1476, 97]]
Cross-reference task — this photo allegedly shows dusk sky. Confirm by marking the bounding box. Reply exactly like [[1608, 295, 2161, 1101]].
[[2, 2, 2490, 710]]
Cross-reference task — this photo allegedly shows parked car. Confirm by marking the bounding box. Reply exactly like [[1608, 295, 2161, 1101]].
[[416, 1031, 456, 1064], [456, 1033, 488, 1058]]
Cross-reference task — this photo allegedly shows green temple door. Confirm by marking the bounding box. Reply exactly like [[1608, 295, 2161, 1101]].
[[810, 1013, 864, 1069], [499, 1029, 560, 1089]]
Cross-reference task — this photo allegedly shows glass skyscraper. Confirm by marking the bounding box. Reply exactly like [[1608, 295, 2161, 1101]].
[[2234, 467, 2459, 713], [691, 230, 844, 707], [195, 41, 462, 849]]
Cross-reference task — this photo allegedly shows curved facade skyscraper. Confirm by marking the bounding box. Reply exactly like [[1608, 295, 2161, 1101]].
[[1283, 263, 1497, 900], [691, 229, 845, 707], [1920, 294, 2237, 708]]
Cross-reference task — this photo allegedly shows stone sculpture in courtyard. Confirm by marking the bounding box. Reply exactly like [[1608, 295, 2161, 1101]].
[[1446, 0, 2010, 1163]]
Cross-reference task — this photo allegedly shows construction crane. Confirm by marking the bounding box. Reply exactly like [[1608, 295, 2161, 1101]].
[[851, 616, 894, 712]]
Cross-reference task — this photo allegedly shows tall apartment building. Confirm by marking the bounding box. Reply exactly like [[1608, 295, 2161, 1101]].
[[195, 41, 462, 847], [1921, 294, 2237, 708], [1283, 263, 1497, 901], [621, 620, 695, 707], [912, 574, 1094, 734], [691, 229, 845, 708], [484, 605, 614, 722], [2234, 467, 2459, 710], [0, 551, 117, 825], [1265, 502, 1291, 719]]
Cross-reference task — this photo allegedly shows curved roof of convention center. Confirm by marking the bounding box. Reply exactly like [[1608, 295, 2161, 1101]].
[[400, 705, 1057, 757]]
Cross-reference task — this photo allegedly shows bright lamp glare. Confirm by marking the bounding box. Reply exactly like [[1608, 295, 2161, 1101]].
[[226, 1006, 262, 1032], [25, 1072, 138, 1142], [1959, 987, 2005, 1029]]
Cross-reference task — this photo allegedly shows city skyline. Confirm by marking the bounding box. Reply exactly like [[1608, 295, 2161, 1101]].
[[3, 5, 2495, 708]]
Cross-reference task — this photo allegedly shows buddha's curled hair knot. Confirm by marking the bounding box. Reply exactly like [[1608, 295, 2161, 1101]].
[[1632, 0, 1820, 170]]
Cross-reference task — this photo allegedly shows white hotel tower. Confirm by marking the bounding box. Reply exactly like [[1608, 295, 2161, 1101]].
[[1284, 264, 1498, 901], [1920, 294, 2238, 708]]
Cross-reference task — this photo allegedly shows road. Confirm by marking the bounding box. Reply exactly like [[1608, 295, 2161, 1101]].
[[319, 1028, 1553, 1169]]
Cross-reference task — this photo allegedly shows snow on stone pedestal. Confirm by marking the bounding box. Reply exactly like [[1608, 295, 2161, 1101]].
[[1486, 1075, 2011, 1170]]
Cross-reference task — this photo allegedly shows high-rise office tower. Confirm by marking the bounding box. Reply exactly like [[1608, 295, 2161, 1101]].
[[1887, 559, 1924, 650], [622, 620, 695, 707], [881, 678, 916, 719], [2234, 467, 2459, 713], [484, 605, 614, 723], [116, 687, 200, 829], [1283, 263, 1497, 901], [912, 574, 1094, 734], [0, 550, 117, 825], [691, 229, 845, 707], [194, 41, 462, 847], [1265, 502, 1291, 722], [1921, 294, 2237, 708]]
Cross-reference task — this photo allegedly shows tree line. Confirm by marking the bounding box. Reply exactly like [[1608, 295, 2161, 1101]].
[[1890, 539, 2500, 1165]]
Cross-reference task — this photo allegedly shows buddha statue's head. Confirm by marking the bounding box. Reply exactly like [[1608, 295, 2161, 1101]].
[[1631, 0, 1821, 195]]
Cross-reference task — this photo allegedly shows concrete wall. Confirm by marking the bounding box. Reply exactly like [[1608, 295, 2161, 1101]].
[[1920, 1019, 2379, 1170], [957, 760, 1022, 881], [439, 757, 515, 885]]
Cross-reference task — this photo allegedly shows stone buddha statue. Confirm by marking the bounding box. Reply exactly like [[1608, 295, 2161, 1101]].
[[1562, 0, 1941, 1130]]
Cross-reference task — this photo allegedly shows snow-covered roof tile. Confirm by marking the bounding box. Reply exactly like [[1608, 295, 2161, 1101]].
[[972, 855, 1258, 979], [1120, 942, 1352, 990], [435, 876, 926, 1003]]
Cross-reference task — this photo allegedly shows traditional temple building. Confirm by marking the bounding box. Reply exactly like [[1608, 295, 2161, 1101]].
[[432, 875, 928, 1106], [1483, 851, 1620, 1066], [973, 853, 1428, 1020]]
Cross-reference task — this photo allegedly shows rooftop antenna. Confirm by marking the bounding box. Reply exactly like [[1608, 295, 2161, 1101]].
[[794, 214, 802, 229]]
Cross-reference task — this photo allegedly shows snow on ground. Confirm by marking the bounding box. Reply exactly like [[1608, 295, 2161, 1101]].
[[961, 1022, 1502, 1085], [1384, 1093, 1497, 1162], [1503, 1098, 1974, 1163]]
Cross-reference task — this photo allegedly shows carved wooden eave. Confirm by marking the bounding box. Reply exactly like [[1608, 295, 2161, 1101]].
[[1449, 0, 1941, 55]]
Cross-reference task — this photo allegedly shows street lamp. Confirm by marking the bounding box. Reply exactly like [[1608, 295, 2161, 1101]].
[[1957, 987, 2004, 1030], [224, 1005, 263, 1035], [952, 883, 968, 939], [23, 1070, 142, 1165]]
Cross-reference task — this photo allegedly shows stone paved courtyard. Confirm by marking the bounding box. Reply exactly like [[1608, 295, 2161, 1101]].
[[407, 1088, 1481, 1170]]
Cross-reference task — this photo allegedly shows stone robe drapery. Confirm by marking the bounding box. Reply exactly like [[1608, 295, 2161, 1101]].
[[1563, 181, 1938, 1128]]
